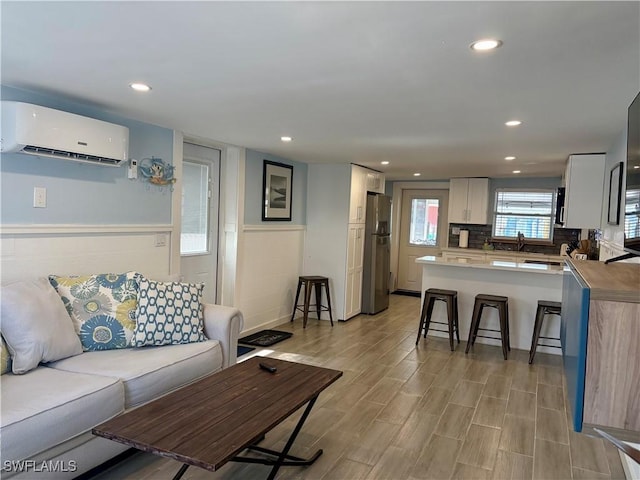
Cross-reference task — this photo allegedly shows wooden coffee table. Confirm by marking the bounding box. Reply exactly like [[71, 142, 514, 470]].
[[93, 357, 342, 480]]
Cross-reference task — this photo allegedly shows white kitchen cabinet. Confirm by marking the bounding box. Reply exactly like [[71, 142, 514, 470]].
[[366, 171, 385, 194], [562, 154, 605, 229], [448, 178, 489, 224], [345, 224, 365, 319], [349, 165, 368, 223]]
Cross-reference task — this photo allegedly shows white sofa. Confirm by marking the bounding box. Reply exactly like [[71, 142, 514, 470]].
[[1, 303, 243, 479]]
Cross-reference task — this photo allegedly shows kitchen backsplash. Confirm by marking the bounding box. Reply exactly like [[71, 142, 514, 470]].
[[448, 223, 581, 255]]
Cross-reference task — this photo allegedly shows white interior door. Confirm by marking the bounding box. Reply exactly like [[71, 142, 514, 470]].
[[180, 143, 220, 304], [397, 189, 449, 292]]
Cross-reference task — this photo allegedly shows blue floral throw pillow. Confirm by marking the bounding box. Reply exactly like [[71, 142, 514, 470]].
[[49, 272, 139, 351], [133, 277, 207, 347]]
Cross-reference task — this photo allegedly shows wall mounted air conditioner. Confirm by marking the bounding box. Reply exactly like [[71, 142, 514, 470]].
[[1, 101, 129, 166]]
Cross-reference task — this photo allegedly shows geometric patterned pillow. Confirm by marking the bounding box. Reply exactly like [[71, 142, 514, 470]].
[[133, 277, 207, 347], [1, 336, 12, 375], [48, 272, 139, 351]]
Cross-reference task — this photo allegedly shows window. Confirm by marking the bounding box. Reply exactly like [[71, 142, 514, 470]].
[[409, 198, 440, 246], [492, 189, 554, 241], [625, 188, 640, 240], [181, 161, 210, 255]]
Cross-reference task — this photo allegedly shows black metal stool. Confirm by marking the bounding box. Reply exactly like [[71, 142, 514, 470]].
[[291, 276, 334, 328], [528, 300, 562, 364], [465, 294, 510, 360], [415, 288, 460, 351]]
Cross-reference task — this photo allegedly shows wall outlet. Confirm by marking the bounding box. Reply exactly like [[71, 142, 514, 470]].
[[128, 159, 138, 179], [154, 234, 167, 247], [33, 187, 47, 208]]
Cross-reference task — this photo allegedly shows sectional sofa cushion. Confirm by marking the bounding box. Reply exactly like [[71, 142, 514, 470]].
[[0, 367, 124, 463], [0, 278, 83, 374], [1, 336, 11, 375], [133, 277, 207, 347], [49, 272, 138, 351], [48, 339, 222, 408]]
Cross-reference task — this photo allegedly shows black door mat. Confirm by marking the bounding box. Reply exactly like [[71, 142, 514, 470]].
[[237, 345, 256, 357], [239, 330, 293, 347]]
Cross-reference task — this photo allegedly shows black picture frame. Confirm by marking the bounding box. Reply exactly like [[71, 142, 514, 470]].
[[262, 160, 293, 221], [607, 162, 623, 225]]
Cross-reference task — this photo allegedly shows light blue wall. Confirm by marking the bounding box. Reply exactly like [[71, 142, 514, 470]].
[[244, 149, 307, 224], [1, 86, 174, 224]]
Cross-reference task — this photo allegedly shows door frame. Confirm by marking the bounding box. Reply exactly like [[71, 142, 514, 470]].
[[180, 144, 221, 303], [390, 181, 450, 292], [171, 132, 243, 305]]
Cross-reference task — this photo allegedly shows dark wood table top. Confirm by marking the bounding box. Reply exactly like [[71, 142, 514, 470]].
[[93, 356, 342, 472]]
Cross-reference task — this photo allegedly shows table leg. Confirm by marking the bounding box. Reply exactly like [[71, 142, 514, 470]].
[[172, 463, 189, 480], [232, 394, 322, 479], [266, 395, 319, 480]]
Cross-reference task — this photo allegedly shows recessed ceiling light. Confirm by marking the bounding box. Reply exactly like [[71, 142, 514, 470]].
[[129, 83, 151, 92], [381, 161, 390, 165], [505, 120, 522, 127], [634, 165, 640, 169], [280, 136, 292, 142], [505, 156, 516, 161], [513, 170, 521, 174], [470, 39, 503, 51], [413, 173, 421, 177]]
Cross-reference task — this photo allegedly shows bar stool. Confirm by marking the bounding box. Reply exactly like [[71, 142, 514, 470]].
[[465, 294, 510, 360], [415, 288, 460, 351], [291, 276, 334, 328], [529, 300, 562, 364]]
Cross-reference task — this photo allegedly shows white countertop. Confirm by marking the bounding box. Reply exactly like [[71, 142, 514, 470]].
[[416, 255, 567, 275], [440, 247, 565, 260]]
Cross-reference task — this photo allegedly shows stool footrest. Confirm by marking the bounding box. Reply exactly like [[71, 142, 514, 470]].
[[474, 334, 504, 341], [427, 328, 453, 335], [537, 343, 562, 349]]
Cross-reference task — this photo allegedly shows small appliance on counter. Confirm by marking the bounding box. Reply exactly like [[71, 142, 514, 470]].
[[459, 230, 469, 248]]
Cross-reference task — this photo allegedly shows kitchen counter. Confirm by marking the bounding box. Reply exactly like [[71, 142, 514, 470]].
[[416, 255, 566, 275], [561, 259, 639, 434], [565, 258, 640, 302], [416, 255, 564, 354]]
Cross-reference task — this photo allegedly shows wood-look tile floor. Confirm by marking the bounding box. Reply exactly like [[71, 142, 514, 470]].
[[91, 295, 626, 480]]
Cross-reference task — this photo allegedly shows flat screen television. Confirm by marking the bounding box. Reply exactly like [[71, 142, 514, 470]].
[[623, 91, 640, 257]]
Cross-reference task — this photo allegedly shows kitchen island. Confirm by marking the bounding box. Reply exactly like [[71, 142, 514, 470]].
[[561, 258, 639, 435], [415, 255, 566, 353]]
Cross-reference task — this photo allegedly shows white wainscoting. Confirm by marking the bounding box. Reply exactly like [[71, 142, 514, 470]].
[[0, 225, 173, 284], [237, 225, 305, 334]]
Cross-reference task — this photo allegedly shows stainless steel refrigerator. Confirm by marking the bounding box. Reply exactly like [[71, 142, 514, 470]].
[[361, 193, 391, 314]]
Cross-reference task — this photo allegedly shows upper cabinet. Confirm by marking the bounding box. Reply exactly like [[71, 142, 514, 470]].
[[349, 165, 368, 224], [562, 154, 605, 229], [366, 171, 385, 194], [448, 178, 489, 224]]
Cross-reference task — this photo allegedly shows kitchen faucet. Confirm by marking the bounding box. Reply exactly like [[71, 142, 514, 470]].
[[517, 231, 525, 251]]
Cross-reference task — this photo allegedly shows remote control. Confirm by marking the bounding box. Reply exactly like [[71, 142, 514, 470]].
[[259, 362, 277, 373]]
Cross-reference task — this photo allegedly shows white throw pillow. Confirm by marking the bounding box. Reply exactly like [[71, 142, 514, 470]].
[[133, 277, 207, 347], [0, 278, 83, 374]]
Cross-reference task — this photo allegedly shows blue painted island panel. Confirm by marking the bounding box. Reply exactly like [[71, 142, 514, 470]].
[[560, 267, 590, 432]]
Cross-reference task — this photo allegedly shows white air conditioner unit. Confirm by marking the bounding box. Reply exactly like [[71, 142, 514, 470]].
[[1, 101, 129, 166]]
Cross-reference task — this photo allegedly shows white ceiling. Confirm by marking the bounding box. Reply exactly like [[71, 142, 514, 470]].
[[2, 1, 639, 181]]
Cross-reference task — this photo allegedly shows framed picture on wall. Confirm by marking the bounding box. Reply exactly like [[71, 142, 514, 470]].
[[262, 160, 293, 221], [607, 162, 623, 225]]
